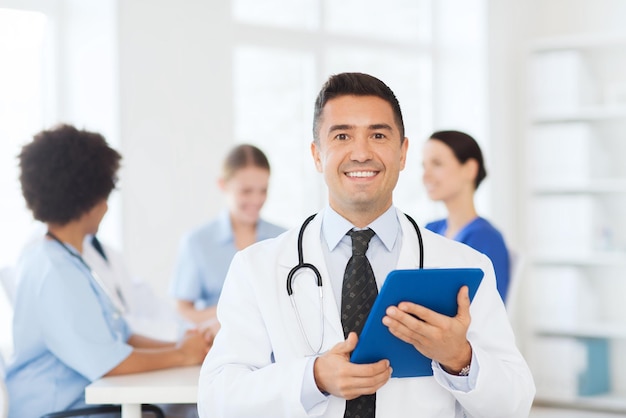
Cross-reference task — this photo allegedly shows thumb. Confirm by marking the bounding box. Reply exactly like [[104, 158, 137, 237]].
[[334, 332, 359, 356], [456, 285, 471, 319]]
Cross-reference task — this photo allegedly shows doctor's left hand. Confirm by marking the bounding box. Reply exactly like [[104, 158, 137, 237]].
[[382, 285, 472, 374], [313, 332, 392, 400]]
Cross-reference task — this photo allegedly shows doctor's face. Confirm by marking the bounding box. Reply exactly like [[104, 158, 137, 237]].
[[221, 165, 269, 226], [311, 95, 408, 223]]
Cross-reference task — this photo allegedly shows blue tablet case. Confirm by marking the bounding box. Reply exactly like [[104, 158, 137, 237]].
[[350, 268, 484, 378]]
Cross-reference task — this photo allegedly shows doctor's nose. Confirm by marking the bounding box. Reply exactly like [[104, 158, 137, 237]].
[[350, 137, 374, 162]]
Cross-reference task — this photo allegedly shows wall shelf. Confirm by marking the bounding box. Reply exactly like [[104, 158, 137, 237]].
[[526, 30, 626, 412], [530, 33, 626, 52], [535, 323, 626, 339], [534, 393, 626, 414], [531, 106, 626, 123], [531, 179, 626, 195]]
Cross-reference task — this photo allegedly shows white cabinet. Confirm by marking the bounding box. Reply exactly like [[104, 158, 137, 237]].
[[526, 33, 626, 412]]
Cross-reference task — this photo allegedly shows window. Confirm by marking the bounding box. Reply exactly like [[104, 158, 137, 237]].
[[0, 6, 48, 358], [0, 8, 48, 268], [232, 0, 437, 228]]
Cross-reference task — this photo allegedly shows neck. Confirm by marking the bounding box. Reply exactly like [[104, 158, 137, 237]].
[[443, 193, 477, 238], [333, 201, 392, 229], [47, 223, 87, 253], [230, 214, 258, 250], [229, 215, 257, 233]]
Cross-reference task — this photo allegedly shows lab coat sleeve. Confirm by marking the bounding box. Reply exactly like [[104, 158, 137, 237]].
[[434, 254, 535, 417], [198, 250, 325, 418]]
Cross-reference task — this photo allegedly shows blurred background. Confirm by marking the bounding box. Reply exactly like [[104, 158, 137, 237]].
[[1, 0, 626, 414]]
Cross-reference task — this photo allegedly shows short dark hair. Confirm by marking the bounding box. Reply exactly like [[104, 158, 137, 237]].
[[222, 144, 270, 181], [313, 72, 405, 142], [19, 124, 121, 225], [429, 130, 487, 189]]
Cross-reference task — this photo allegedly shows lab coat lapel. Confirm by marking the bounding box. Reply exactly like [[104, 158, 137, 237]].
[[395, 209, 424, 269]]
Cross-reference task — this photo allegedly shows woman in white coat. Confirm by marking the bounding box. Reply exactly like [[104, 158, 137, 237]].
[[198, 73, 535, 417]]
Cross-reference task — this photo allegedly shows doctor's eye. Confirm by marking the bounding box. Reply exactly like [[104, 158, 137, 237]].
[[335, 133, 348, 140]]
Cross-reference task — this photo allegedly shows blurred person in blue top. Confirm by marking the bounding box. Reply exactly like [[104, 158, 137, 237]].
[[422, 130, 510, 301], [6, 124, 210, 418], [169, 144, 286, 335]]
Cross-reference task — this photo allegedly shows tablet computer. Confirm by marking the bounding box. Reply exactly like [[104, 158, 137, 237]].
[[349, 268, 484, 378]]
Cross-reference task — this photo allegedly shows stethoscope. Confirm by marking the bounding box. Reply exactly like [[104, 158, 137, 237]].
[[286, 213, 424, 355], [46, 231, 127, 319]]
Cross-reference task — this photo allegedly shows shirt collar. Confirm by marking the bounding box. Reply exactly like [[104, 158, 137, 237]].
[[321, 205, 399, 252]]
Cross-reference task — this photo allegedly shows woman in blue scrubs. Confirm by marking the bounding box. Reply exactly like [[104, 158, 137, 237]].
[[169, 144, 285, 335], [422, 130, 511, 302], [5, 124, 210, 418]]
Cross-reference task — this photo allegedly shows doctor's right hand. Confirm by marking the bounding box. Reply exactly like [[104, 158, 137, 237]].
[[313, 332, 392, 400]]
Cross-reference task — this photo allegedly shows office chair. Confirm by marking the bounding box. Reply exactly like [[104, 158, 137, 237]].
[[40, 404, 165, 418], [0, 356, 7, 418]]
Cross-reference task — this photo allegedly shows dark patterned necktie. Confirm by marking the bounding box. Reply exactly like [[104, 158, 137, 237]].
[[341, 228, 377, 418]]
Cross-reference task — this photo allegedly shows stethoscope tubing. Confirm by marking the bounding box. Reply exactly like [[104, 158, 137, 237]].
[[46, 231, 127, 318], [287, 212, 423, 355]]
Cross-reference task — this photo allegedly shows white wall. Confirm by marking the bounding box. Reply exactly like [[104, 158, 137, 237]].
[[118, 0, 234, 296]]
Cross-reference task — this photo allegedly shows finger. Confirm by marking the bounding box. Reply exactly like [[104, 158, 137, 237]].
[[394, 303, 445, 328], [456, 286, 471, 319], [347, 359, 391, 378], [386, 305, 437, 333], [348, 365, 392, 394]]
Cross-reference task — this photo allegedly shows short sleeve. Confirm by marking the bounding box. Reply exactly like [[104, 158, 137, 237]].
[[169, 235, 203, 301], [38, 265, 132, 381]]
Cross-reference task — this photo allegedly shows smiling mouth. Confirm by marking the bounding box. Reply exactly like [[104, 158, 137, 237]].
[[345, 171, 377, 178]]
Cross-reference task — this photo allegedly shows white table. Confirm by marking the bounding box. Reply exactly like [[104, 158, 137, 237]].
[[85, 365, 200, 418]]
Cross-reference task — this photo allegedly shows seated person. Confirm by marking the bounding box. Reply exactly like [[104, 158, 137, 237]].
[[83, 234, 181, 341], [169, 144, 285, 335], [5, 124, 209, 418], [422, 130, 511, 301]]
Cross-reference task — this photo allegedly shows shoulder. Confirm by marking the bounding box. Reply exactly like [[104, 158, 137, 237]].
[[409, 220, 493, 268], [257, 218, 288, 239], [425, 218, 446, 232], [16, 241, 78, 291], [464, 218, 507, 244], [182, 218, 224, 244]]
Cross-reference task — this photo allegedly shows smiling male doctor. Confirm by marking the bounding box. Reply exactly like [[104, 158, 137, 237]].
[[198, 72, 535, 417]]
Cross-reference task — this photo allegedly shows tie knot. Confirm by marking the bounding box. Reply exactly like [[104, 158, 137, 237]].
[[348, 228, 375, 256]]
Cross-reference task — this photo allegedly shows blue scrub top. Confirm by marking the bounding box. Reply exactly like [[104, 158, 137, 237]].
[[6, 238, 133, 418], [169, 211, 286, 308], [426, 217, 510, 301]]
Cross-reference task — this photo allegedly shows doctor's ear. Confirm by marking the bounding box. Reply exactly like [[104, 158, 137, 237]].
[[311, 141, 323, 173]]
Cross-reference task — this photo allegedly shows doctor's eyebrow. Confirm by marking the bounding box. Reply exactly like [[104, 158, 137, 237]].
[[369, 123, 394, 132], [328, 124, 354, 134], [327, 123, 394, 134]]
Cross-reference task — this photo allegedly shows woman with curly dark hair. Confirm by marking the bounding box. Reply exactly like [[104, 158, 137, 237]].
[[5, 124, 210, 418]]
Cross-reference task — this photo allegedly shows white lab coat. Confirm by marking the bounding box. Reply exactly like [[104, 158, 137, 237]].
[[198, 209, 535, 417]]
